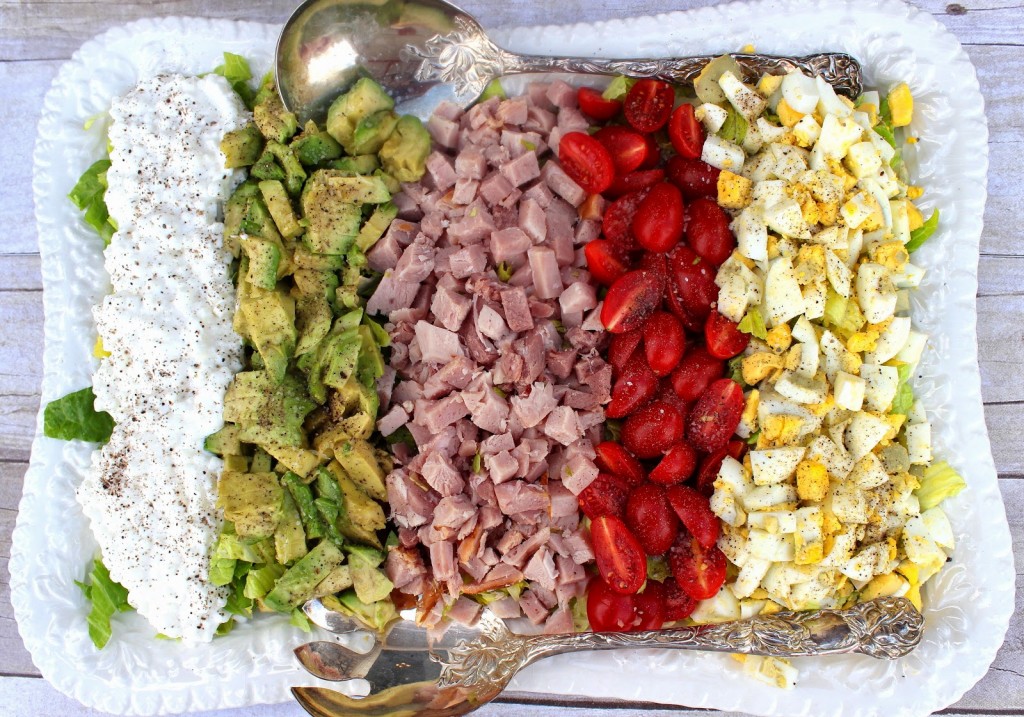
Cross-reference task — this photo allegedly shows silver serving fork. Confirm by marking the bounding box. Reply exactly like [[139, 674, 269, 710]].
[[292, 596, 923, 717]]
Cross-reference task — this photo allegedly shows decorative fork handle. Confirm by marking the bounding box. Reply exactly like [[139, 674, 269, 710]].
[[439, 597, 923, 688], [410, 16, 863, 101]]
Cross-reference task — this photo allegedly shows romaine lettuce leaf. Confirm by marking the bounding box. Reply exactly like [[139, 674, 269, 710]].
[[890, 363, 915, 415], [68, 159, 115, 246], [290, 608, 313, 632], [737, 306, 768, 340], [915, 460, 967, 511], [479, 78, 506, 101], [43, 386, 115, 443], [905, 209, 939, 253], [210, 52, 256, 108], [75, 559, 131, 649], [244, 563, 287, 600], [719, 107, 748, 144], [602, 75, 636, 101], [208, 557, 237, 587]]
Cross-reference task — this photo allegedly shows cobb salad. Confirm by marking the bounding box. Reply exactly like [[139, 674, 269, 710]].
[[47, 41, 967, 691]]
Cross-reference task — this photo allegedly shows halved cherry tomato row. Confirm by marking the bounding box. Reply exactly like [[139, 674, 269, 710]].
[[569, 78, 756, 632], [586, 452, 728, 620]]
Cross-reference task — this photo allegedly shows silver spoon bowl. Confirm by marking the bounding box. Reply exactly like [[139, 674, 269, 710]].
[[276, 0, 863, 123]]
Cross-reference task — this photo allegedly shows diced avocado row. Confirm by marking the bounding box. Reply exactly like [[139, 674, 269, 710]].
[[206, 77, 429, 632]]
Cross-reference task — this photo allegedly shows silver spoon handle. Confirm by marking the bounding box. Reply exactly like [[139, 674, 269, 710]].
[[499, 51, 864, 98], [516, 597, 923, 668], [410, 16, 863, 100]]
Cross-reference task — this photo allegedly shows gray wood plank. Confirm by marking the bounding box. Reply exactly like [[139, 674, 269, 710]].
[[978, 295, 1024, 407], [0, 463, 36, 677], [0, 290, 42, 465], [0, 60, 56, 256], [984, 404, 1024, 475]]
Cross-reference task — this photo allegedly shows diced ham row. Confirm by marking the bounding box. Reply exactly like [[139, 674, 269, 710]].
[[369, 85, 612, 631]]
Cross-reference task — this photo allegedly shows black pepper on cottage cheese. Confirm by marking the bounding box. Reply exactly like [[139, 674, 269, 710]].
[[77, 74, 248, 642]]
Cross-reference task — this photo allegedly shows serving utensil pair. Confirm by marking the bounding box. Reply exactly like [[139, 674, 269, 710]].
[[274, 3, 890, 715]]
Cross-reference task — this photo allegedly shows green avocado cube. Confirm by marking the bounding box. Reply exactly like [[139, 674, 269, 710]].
[[242, 236, 282, 290], [326, 77, 395, 151], [217, 471, 285, 540], [263, 540, 345, 613], [221, 124, 264, 168], [258, 180, 302, 239], [356, 202, 398, 251], [204, 424, 242, 456], [328, 154, 380, 176], [253, 84, 298, 144], [312, 565, 353, 599], [291, 122, 344, 166], [348, 110, 399, 156], [239, 288, 296, 382], [379, 115, 430, 182], [334, 439, 387, 502]]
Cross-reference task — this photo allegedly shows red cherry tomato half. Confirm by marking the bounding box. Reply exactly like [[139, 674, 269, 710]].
[[578, 87, 623, 121], [587, 577, 637, 631], [584, 239, 629, 286], [668, 532, 728, 601], [696, 446, 729, 496], [686, 378, 745, 454], [666, 155, 720, 200], [639, 133, 661, 170], [595, 441, 647, 487], [656, 380, 691, 416], [602, 189, 650, 252], [686, 197, 736, 266], [663, 577, 698, 621], [558, 131, 615, 195], [670, 345, 725, 402], [625, 483, 680, 556], [727, 439, 747, 461], [595, 126, 650, 176], [600, 269, 665, 334], [591, 515, 648, 595], [668, 103, 705, 160], [637, 250, 668, 283], [608, 329, 643, 375], [667, 484, 720, 549], [649, 441, 699, 486], [607, 355, 659, 419], [633, 182, 685, 253], [665, 283, 706, 334], [643, 310, 686, 377], [621, 400, 686, 459], [704, 311, 750, 359], [624, 79, 676, 133], [606, 168, 666, 198], [579, 472, 630, 520], [669, 245, 719, 320], [632, 579, 667, 631]]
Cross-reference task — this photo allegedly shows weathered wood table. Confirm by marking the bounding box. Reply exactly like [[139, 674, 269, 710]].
[[0, 1, 1020, 715]]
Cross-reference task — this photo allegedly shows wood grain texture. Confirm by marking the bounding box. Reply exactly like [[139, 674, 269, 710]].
[[0, 0, 1022, 714]]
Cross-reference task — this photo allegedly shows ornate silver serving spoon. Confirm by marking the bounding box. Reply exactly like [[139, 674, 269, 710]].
[[276, 0, 863, 122]]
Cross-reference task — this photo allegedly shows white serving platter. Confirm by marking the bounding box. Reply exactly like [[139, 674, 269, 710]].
[[12, 1, 1013, 715]]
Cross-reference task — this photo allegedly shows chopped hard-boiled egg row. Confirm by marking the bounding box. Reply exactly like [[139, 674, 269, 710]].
[[696, 67, 956, 629]]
